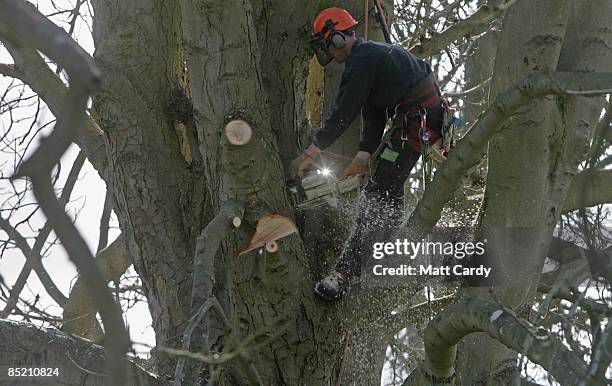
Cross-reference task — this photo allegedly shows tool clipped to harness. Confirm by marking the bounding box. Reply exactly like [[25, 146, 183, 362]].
[[417, 108, 429, 143], [440, 99, 464, 157], [418, 108, 434, 185]]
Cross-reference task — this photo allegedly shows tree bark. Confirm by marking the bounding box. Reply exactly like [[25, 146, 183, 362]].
[[90, 0, 209, 374], [62, 236, 131, 341], [454, 0, 611, 384], [562, 169, 612, 213], [0, 320, 165, 386], [180, 0, 340, 383]]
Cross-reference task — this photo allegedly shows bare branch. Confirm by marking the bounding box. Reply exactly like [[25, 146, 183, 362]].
[[0, 216, 68, 310], [405, 297, 596, 386], [0, 63, 17, 78], [0, 0, 129, 383], [176, 199, 245, 385], [0, 151, 87, 318], [0, 1, 99, 88], [1, 40, 107, 175], [588, 98, 612, 164], [192, 199, 245, 309], [586, 321, 611, 384], [402, 71, 612, 236], [445, 77, 491, 98], [173, 298, 216, 385], [562, 169, 612, 213], [537, 286, 610, 316], [96, 188, 113, 253], [164, 297, 274, 386], [410, 0, 517, 57], [62, 235, 131, 341], [20, 96, 130, 385]]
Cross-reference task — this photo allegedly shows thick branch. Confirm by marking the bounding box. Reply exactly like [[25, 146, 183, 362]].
[[403, 71, 612, 236], [62, 235, 131, 341], [0, 62, 17, 77], [0, 1, 99, 88], [562, 169, 612, 213], [176, 199, 245, 385], [96, 188, 113, 253], [0, 319, 165, 385], [191, 199, 245, 309], [22, 90, 130, 386], [588, 98, 612, 164], [405, 297, 597, 386], [410, 0, 517, 57], [1, 39, 107, 176], [547, 236, 589, 265]]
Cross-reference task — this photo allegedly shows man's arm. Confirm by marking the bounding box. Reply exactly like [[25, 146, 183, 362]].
[[358, 105, 387, 154], [342, 106, 386, 177], [313, 59, 376, 150]]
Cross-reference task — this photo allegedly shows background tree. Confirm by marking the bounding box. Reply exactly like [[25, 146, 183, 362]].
[[0, 0, 610, 385]]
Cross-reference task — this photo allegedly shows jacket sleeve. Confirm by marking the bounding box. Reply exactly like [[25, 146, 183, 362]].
[[359, 105, 386, 153], [313, 56, 376, 150]]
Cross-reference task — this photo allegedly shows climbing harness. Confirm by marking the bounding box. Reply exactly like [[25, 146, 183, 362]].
[[370, 72, 463, 189]]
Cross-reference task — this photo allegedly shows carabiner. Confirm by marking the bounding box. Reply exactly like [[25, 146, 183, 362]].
[[418, 108, 427, 129]]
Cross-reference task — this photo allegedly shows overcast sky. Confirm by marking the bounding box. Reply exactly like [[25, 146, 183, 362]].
[[0, 0, 155, 356]]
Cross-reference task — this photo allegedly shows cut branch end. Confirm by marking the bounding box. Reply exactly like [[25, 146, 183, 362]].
[[224, 119, 252, 146], [265, 241, 279, 253]]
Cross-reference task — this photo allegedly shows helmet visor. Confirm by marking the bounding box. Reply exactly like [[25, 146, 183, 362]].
[[309, 37, 333, 67]]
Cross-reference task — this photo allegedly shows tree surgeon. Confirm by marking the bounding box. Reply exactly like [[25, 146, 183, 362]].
[[289, 7, 447, 301]]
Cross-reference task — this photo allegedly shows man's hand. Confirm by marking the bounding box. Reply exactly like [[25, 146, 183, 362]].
[[343, 151, 370, 177], [288, 144, 321, 179]]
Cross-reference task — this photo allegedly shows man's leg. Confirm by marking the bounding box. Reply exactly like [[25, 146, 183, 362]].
[[315, 140, 421, 300]]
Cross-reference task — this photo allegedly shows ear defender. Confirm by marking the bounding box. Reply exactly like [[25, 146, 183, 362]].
[[330, 31, 346, 49]]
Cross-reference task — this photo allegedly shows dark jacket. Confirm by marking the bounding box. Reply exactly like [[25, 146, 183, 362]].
[[313, 39, 434, 153]]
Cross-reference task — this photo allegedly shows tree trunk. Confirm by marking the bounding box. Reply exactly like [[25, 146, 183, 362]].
[[180, 0, 341, 383], [455, 0, 611, 384], [3, 0, 611, 384], [90, 0, 209, 374]]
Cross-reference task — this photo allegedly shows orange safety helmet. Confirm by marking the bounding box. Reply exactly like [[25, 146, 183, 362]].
[[312, 7, 358, 41], [310, 7, 358, 66]]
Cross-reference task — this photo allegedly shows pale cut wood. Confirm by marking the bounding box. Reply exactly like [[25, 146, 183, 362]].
[[232, 216, 242, 228], [239, 214, 297, 255], [224, 119, 252, 145], [265, 241, 279, 253]]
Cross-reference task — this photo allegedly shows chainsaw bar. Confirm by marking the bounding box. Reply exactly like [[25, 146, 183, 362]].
[[289, 174, 364, 210]]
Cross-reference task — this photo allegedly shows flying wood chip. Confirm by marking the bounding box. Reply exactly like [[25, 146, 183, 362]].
[[239, 214, 297, 255]]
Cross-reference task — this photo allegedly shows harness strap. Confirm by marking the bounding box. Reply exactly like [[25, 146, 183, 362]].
[[371, 73, 445, 159], [397, 72, 442, 111]]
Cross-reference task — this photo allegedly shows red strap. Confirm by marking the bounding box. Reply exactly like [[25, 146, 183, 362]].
[[399, 83, 436, 105]]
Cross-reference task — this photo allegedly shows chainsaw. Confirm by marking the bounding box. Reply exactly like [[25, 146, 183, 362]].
[[286, 167, 364, 210]]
